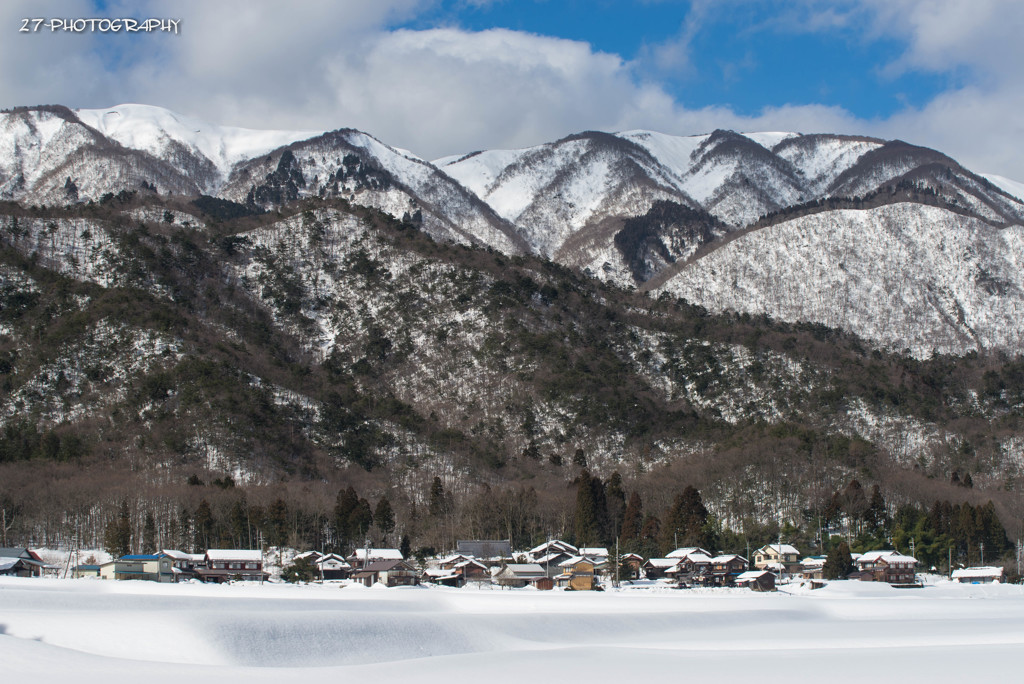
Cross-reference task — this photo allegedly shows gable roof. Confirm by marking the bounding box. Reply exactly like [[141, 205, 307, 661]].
[[528, 540, 577, 556], [498, 563, 546, 577], [206, 549, 262, 562], [757, 544, 800, 556], [349, 548, 404, 561], [644, 558, 681, 569], [666, 547, 713, 558]]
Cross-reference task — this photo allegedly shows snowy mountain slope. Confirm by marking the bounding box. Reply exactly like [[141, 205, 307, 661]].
[[655, 203, 1024, 357], [772, 134, 884, 195], [75, 104, 319, 187], [0, 106, 206, 203], [437, 131, 698, 259], [222, 129, 527, 254]]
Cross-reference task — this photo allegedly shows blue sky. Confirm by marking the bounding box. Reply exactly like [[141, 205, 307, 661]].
[[2, 1, 1023, 178], [401, 0, 956, 120]]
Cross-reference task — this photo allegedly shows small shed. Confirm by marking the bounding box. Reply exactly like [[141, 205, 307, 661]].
[[736, 570, 776, 592], [952, 566, 1006, 584]]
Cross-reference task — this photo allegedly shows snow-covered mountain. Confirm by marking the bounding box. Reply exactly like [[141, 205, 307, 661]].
[[3, 103, 1024, 356]]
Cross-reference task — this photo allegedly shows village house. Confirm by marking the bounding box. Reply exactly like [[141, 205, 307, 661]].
[[754, 544, 801, 575], [854, 551, 918, 585], [294, 551, 353, 580], [703, 554, 750, 587], [495, 563, 547, 588], [70, 564, 102, 578], [346, 548, 404, 569], [194, 549, 266, 583], [161, 549, 206, 578], [667, 551, 714, 585], [643, 558, 681, 580], [561, 559, 599, 591], [0, 547, 49, 577], [800, 556, 826, 580], [113, 554, 177, 582], [951, 566, 1006, 584], [352, 559, 418, 587], [527, 540, 577, 570]]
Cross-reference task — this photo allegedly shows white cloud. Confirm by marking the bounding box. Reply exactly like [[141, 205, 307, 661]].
[[2, 0, 1024, 180]]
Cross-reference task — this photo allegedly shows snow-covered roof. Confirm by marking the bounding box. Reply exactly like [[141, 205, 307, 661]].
[[801, 557, 826, 568], [758, 544, 799, 556], [711, 554, 748, 563], [558, 555, 605, 568], [645, 558, 681, 569], [528, 540, 576, 556], [858, 550, 897, 562], [534, 552, 569, 565], [578, 547, 608, 557], [952, 566, 1005, 579], [500, 563, 546, 576], [161, 549, 191, 560], [676, 552, 713, 564], [0, 557, 21, 571], [206, 549, 262, 562], [737, 570, 774, 580], [666, 547, 712, 558]]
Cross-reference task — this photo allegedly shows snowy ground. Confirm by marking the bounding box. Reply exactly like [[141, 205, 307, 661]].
[[2, 577, 1023, 682]]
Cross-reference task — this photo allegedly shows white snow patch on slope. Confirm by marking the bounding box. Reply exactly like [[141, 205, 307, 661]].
[[75, 104, 321, 177], [983, 173, 1024, 203]]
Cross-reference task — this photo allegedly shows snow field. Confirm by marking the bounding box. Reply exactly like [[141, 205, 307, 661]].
[[2, 577, 1024, 682]]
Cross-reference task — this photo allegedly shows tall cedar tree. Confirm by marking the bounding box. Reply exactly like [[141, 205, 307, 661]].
[[103, 500, 132, 558], [429, 477, 449, 518], [374, 496, 395, 543], [660, 486, 710, 554], [620, 492, 643, 544], [142, 511, 157, 552], [823, 540, 853, 579], [573, 469, 609, 547], [865, 485, 887, 534], [605, 472, 626, 541]]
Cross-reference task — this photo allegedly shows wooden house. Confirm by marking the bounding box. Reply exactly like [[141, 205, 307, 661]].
[[352, 559, 418, 587], [736, 570, 777, 591], [566, 560, 599, 591], [495, 563, 547, 588], [702, 554, 749, 587], [194, 549, 266, 583], [855, 551, 918, 585], [667, 552, 713, 585], [643, 558, 680, 580], [527, 540, 577, 567]]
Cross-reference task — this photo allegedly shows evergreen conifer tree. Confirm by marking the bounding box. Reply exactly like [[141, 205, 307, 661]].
[[823, 541, 853, 580]]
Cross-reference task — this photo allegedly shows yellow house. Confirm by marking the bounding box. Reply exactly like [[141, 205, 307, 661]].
[[754, 544, 801, 574]]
